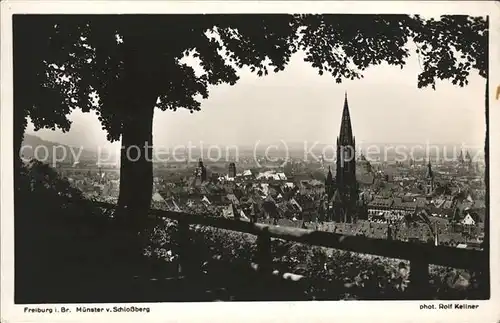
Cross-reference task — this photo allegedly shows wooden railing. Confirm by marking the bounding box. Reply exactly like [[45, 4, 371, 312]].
[[96, 202, 488, 298]]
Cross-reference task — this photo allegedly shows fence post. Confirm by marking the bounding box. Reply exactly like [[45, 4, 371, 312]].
[[409, 255, 430, 299], [255, 229, 273, 298], [177, 219, 190, 277], [256, 229, 272, 275]]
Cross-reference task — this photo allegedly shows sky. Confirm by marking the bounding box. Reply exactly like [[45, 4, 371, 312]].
[[26, 47, 487, 150]]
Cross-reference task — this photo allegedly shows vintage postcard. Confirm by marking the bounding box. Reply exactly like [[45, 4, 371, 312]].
[[1, 1, 499, 322]]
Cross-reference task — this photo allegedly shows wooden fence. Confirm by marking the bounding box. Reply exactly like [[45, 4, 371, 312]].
[[95, 202, 488, 298]]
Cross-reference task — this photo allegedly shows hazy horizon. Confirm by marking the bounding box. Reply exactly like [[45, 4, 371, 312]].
[[23, 133, 486, 152], [25, 48, 487, 150]]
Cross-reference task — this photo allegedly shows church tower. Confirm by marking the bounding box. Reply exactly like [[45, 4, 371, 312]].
[[425, 159, 434, 196], [465, 151, 472, 169], [458, 150, 464, 165], [334, 92, 358, 222], [196, 158, 207, 182], [325, 166, 335, 200], [228, 162, 236, 178]]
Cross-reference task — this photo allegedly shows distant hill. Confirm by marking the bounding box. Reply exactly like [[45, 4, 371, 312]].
[[21, 134, 118, 165]]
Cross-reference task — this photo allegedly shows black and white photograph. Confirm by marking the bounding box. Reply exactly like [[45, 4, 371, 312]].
[[1, 1, 499, 322]]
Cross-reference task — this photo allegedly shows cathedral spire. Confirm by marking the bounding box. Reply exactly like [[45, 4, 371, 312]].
[[339, 91, 354, 146], [334, 93, 358, 223]]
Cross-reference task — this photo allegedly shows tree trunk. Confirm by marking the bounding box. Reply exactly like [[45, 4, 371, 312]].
[[114, 32, 160, 241], [13, 27, 30, 294], [484, 78, 489, 249], [483, 61, 490, 299], [13, 25, 28, 178], [482, 15, 490, 299], [113, 84, 156, 263], [13, 81, 27, 176], [116, 90, 156, 234]]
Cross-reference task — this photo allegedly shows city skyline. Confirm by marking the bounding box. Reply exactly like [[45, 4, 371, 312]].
[[25, 49, 487, 150]]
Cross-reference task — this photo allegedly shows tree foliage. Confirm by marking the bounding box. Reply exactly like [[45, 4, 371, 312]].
[[17, 14, 487, 140], [39, 15, 300, 141], [13, 16, 82, 146], [411, 15, 487, 89], [296, 15, 415, 81]]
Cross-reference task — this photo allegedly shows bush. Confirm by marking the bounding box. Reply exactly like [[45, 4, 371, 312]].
[[16, 160, 134, 277]]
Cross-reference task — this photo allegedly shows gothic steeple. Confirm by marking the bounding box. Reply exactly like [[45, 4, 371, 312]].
[[338, 92, 355, 146], [325, 166, 334, 200], [334, 92, 358, 223], [426, 159, 433, 179], [336, 92, 356, 176], [425, 159, 434, 196]]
